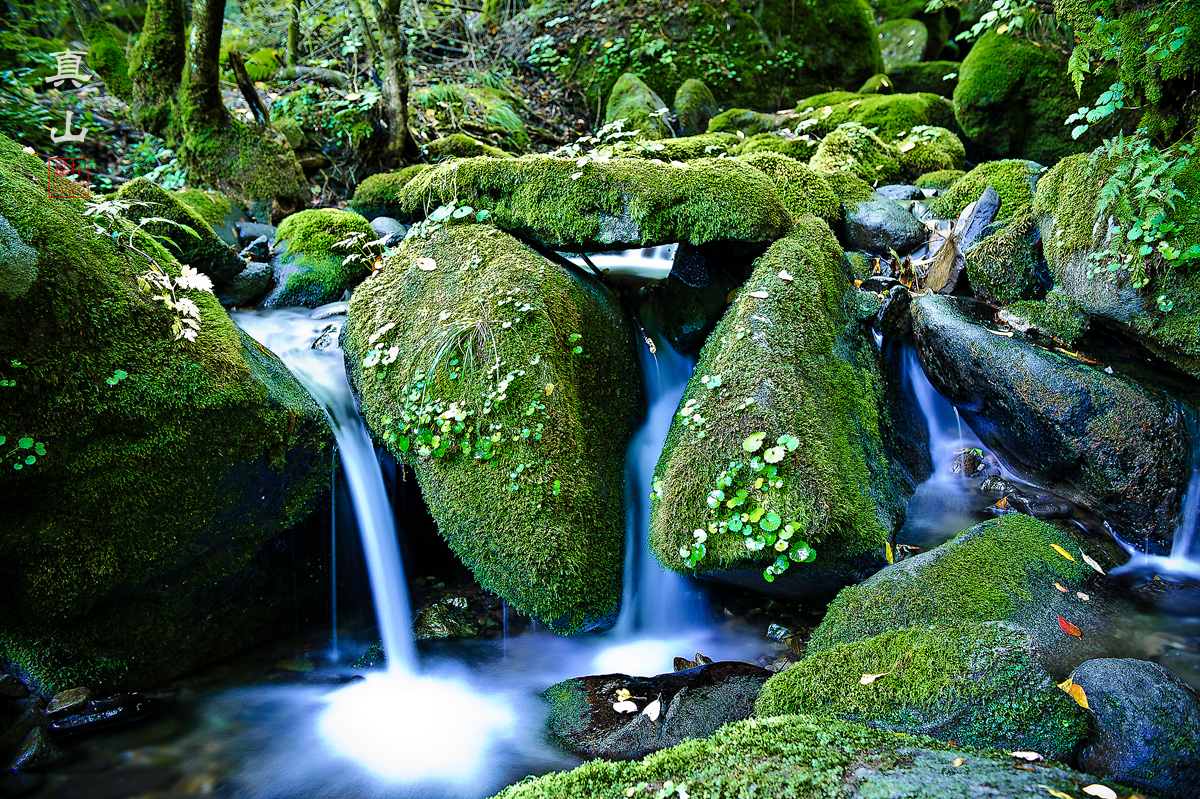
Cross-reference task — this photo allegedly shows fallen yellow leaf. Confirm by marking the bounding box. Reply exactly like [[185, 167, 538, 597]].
[[1081, 550, 1106, 575], [1039, 786, 1072, 799], [545, 383, 555, 395], [1084, 785, 1117, 799], [859, 671, 891, 685], [952, 757, 964, 767], [1051, 544, 1076, 562], [1054, 583, 1068, 593], [885, 541, 894, 565], [1058, 678, 1090, 709], [899, 141, 917, 153]]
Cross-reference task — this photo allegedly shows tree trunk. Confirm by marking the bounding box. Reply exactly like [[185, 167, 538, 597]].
[[70, 0, 133, 100], [286, 0, 301, 67], [376, 0, 414, 163], [347, 0, 380, 62], [179, 0, 307, 221], [128, 0, 185, 136]]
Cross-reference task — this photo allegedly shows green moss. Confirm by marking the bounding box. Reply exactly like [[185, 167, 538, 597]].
[[756, 623, 1089, 759], [881, 61, 960, 98], [808, 515, 1094, 655], [651, 133, 740, 160], [395, 155, 793, 250], [913, 168, 963, 189], [810, 122, 902, 183], [736, 151, 840, 225], [892, 125, 965, 178], [707, 108, 780, 137], [674, 78, 719, 137], [823, 170, 877, 203], [929, 159, 1042, 221], [424, 133, 514, 162], [349, 165, 432, 219], [964, 212, 1045, 304], [733, 133, 819, 160], [116, 179, 246, 284], [649, 218, 911, 582], [493, 712, 1123, 799], [79, 20, 133, 101], [0, 133, 331, 693], [128, 0, 185, 135], [605, 72, 671, 140], [179, 114, 307, 213], [174, 189, 233, 230], [265, 208, 374, 307], [877, 19, 929, 72], [410, 83, 529, 150], [342, 224, 643, 632], [789, 91, 957, 141], [1007, 287, 1090, 345]]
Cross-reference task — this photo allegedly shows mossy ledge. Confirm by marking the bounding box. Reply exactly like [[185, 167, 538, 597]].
[[342, 222, 644, 633]]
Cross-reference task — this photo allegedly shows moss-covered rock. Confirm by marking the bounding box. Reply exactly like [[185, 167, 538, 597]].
[[673, 78, 719, 137], [605, 73, 672, 140], [349, 165, 432, 220], [789, 91, 957, 141], [732, 133, 819, 160], [866, 61, 959, 98], [649, 218, 918, 600], [1006, 286, 1090, 346], [929, 159, 1043, 221], [174, 189, 233, 234], [756, 622, 1089, 759], [736, 152, 841, 225], [877, 19, 929, 72], [964, 212, 1048, 304], [823, 170, 877, 203], [911, 294, 1189, 550], [1034, 150, 1200, 379], [342, 223, 644, 632], [493, 712, 1127, 799], [262, 209, 374, 307], [913, 168, 963, 189], [706, 108, 782, 137], [810, 122, 902, 183], [116, 179, 246, 285], [395, 155, 793, 250], [953, 31, 1127, 165], [647, 133, 740, 160], [0, 134, 331, 693], [892, 125, 965, 178], [424, 133, 514, 162]]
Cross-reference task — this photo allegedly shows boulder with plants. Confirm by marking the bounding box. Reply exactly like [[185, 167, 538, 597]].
[[349, 165, 432, 220], [809, 122, 902, 183], [342, 219, 644, 633], [605, 73, 672, 140], [929, 158, 1044, 221], [788, 91, 957, 141], [673, 78, 719, 137], [262, 208, 377, 307]]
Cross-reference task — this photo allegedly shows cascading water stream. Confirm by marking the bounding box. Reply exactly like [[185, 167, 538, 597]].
[[901, 344, 985, 476]]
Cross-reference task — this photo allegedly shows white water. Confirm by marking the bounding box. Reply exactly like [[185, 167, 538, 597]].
[[902, 345, 986, 477]]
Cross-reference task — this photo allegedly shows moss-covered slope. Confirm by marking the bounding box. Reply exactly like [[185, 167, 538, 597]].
[[342, 222, 644, 633], [0, 134, 331, 693]]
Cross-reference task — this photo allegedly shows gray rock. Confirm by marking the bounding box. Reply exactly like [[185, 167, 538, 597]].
[[911, 294, 1190, 551], [840, 200, 926, 255], [0, 709, 46, 751], [235, 221, 277, 247], [1071, 658, 1200, 799], [413, 603, 478, 640], [369, 216, 407, 246], [216, 261, 273, 308], [877, 284, 912, 340], [47, 686, 91, 716], [239, 235, 271, 262], [656, 241, 760, 356], [10, 727, 65, 770], [0, 675, 28, 698], [874, 184, 923, 201]]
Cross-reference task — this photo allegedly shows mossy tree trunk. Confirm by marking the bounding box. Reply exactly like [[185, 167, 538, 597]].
[[375, 0, 414, 163], [69, 0, 133, 101], [128, 0, 185, 136], [178, 0, 308, 220], [348, 0, 381, 62], [286, 0, 301, 67]]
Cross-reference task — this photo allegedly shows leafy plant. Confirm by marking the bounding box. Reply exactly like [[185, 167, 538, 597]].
[[1, 435, 46, 471], [333, 229, 389, 273], [404, 200, 491, 241]]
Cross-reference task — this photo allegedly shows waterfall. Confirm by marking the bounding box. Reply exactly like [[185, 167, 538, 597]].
[[234, 307, 417, 674], [901, 344, 983, 475]]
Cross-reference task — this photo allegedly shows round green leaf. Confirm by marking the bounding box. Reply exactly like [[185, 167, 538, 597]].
[[742, 432, 766, 452], [760, 512, 781, 532]]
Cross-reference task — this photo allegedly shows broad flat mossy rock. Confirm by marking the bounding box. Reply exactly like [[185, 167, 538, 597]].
[[342, 223, 644, 633], [492, 712, 1127, 799], [263, 208, 374, 307], [810, 123, 902, 183], [606, 73, 671, 140], [892, 125, 965, 178], [349, 165, 431, 220], [877, 19, 929, 72], [913, 168, 963, 189], [929, 159, 1043, 221], [673, 78, 718, 137], [0, 134, 332, 693], [953, 31, 1128, 165], [736, 152, 841, 225], [808, 515, 1138, 676], [706, 108, 782, 137], [756, 622, 1089, 760], [395, 155, 793, 251], [1034, 151, 1200, 379], [649, 218, 918, 601], [116, 179, 246, 284], [911, 294, 1189, 550], [789, 91, 957, 141], [424, 133, 513, 162]]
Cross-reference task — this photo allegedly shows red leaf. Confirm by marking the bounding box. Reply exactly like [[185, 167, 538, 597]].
[[1058, 615, 1082, 637]]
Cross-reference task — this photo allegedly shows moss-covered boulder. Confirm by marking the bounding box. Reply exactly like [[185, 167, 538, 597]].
[[175, 188, 242, 246], [116, 179, 247, 285], [493, 712, 1127, 799], [673, 78, 718, 137], [865, 61, 959, 98], [262, 209, 374, 308], [877, 19, 929, 72], [929, 158, 1043, 221], [649, 218, 919, 601], [789, 91, 957, 140], [953, 31, 1127, 165], [1034, 150, 1200, 379], [606, 73, 672, 140], [342, 223, 644, 633], [0, 135, 331, 693], [732, 133, 819, 161], [736, 152, 841, 225], [645, 133, 739, 160], [424, 133, 514, 162], [913, 168, 963, 189], [348, 165, 431, 220], [756, 622, 1089, 759], [706, 108, 783, 137], [809, 514, 1143, 676], [810, 122, 902, 183], [892, 125, 965, 178], [964, 212, 1048, 304], [824, 171, 877, 203], [395, 155, 793, 250], [911, 294, 1189, 550], [1005, 287, 1090, 346]]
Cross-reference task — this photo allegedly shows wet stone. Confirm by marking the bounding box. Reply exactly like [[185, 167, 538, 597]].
[[840, 199, 926, 255], [9, 727, 65, 770], [239, 235, 271, 262], [369, 216, 407, 246], [0, 676, 28, 699], [49, 695, 157, 739], [235, 221, 277, 247], [877, 284, 912, 340], [0, 709, 46, 751], [874, 184, 924, 201], [47, 687, 92, 718], [413, 603, 479, 640]]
